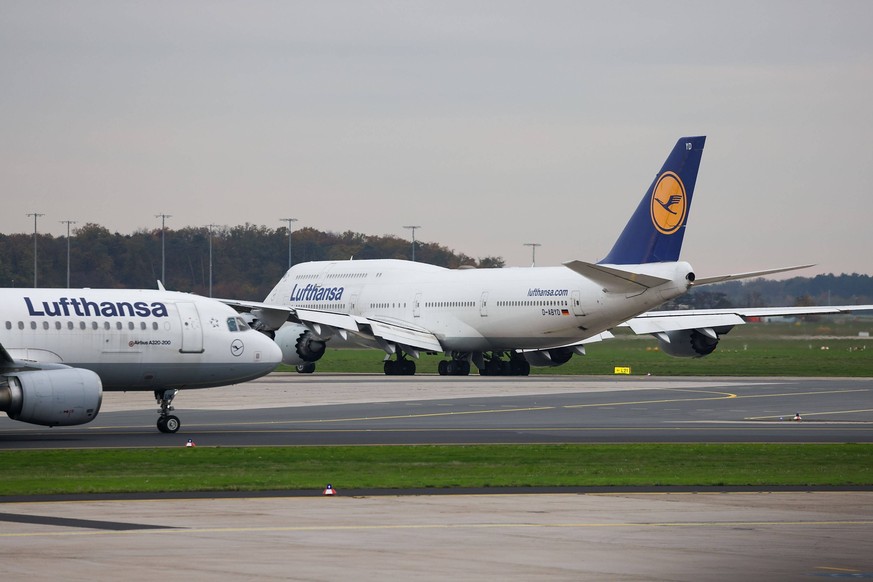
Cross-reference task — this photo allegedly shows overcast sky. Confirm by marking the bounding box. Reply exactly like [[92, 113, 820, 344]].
[[2, 1, 871, 277]]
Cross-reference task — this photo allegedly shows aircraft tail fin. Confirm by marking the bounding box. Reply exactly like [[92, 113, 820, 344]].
[[599, 136, 706, 265]]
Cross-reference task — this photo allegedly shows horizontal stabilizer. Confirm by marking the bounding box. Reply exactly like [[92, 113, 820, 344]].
[[693, 264, 814, 286], [563, 260, 670, 292]]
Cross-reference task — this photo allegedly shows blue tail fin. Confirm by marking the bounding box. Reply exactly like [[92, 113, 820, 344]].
[[599, 136, 706, 265]]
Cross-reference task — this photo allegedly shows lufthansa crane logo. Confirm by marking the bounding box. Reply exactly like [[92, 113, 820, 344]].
[[650, 171, 687, 235], [230, 339, 245, 357]]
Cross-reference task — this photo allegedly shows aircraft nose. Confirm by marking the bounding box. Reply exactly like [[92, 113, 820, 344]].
[[254, 332, 283, 369]]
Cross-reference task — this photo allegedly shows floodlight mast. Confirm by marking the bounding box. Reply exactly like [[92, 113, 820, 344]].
[[155, 214, 172, 285], [523, 242, 541, 267], [60, 220, 77, 288], [280, 218, 298, 270], [26, 212, 44, 287], [403, 225, 421, 262]]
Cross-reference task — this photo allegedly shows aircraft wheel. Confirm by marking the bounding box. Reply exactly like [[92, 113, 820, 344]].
[[161, 415, 181, 433], [296, 363, 316, 374], [438, 360, 448, 375], [401, 359, 416, 375]]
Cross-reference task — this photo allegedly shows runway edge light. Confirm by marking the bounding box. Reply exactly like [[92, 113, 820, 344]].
[[323, 484, 337, 496]]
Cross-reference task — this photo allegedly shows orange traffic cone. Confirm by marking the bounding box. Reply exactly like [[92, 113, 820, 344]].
[[323, 484, 337, 496]]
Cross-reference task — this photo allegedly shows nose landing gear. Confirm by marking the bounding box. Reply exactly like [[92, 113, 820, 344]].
[[154, 389, 181, 433]]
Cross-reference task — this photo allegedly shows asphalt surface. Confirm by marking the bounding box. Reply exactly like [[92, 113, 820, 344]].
[[3, 374, 872, 580], [1, 374, 871, 448]]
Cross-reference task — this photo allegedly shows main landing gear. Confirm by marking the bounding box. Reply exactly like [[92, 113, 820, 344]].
[[155, 389, 181, 433], [479, 352, 531, 376], [384, 354, 416, 375], [438, 353, 472, 376]]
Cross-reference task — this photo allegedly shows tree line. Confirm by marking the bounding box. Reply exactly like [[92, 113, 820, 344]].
[[2, 223, 871, 305], [0, 224, 504, 300]]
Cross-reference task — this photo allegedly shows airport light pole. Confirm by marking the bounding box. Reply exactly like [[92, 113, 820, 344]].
[[155, 214, 172, 285], [280, 218, 298, 270], [403, 225, 421, 262], [26, 212, 44, 287], [523, 243, 541, 267], [60, 220, 77, 288], [206, 224, 218, 297]]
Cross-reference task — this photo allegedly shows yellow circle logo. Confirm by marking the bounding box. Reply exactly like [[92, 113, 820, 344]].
[[650, 171, 687, 235]]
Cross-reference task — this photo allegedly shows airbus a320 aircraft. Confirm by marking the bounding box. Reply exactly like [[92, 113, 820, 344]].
[[1, 288, 282, 432], [225, 136, 872, 375]]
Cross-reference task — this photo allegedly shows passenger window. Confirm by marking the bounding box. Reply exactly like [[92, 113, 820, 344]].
[[31, 322, 37, 330], [80, 322, 86, 330], [68, 322, 74, 330], [92, 322, 98, 330], [55, 321, 61, 330], [116, 322, 122, 330], [105, 322, 111, 330], [43, 321, 49, 330], [5, 321, 10, 330], [18, 321, 24, 330], [129, 322, 135, 330], [141, 322, 147, 330]]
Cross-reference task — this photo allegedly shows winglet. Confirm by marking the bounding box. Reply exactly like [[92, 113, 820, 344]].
[[600, 136, 706, 265]]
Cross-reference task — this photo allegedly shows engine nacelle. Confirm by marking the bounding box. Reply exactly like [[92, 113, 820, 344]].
[[522, 347, 574, 368], [274, 323, 328, 366], [0, 368, 103, 427], [657, 329, 723, 358]]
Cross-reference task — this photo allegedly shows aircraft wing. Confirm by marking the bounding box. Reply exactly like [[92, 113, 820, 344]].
[[350, 315, 444, 353], [622, 305, 873, 335], [0, 340, 71, 373], [219, 299, 295, 330], [221, 298, 444, 353]]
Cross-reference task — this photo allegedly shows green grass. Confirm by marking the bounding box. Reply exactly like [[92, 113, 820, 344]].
[[1, 444, 871, 496]]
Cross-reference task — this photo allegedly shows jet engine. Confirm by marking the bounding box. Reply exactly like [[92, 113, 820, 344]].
[[522, 347, 574, 367], [0, 368, 103, 427], [656, 328, 731, 358], [273, 323, 328, 366]]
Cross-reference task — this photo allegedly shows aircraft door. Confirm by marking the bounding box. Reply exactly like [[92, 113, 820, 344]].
[[176, 302, 204, 353], [479, 291, 489, 317], [571, 290, 586, 316], [413, 293, 422, 318]]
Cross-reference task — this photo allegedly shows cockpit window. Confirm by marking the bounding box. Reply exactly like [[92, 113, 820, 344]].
[[226, 317, 252, 332]]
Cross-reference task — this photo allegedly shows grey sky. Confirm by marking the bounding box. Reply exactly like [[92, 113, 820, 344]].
[[2, 1, 871, 277]]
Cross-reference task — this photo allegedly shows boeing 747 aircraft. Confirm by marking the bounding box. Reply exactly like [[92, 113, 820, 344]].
[[225, 136, 872, 375], [1, 288, 282, 432]]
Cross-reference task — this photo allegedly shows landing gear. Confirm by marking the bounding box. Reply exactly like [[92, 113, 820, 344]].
[[296, 362, 316, 374], [384, 356, 416, 375], [438, 354, 471, 376], [478, 352, 531, 376], [155, 389, 181, 433]]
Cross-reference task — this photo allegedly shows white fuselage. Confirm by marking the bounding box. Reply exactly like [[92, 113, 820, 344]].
[[1, 288, 282, 390], [267, 259, 694, 352]]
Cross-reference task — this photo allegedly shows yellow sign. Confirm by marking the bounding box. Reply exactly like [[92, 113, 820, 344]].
[[614, 366, 631, 375]]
